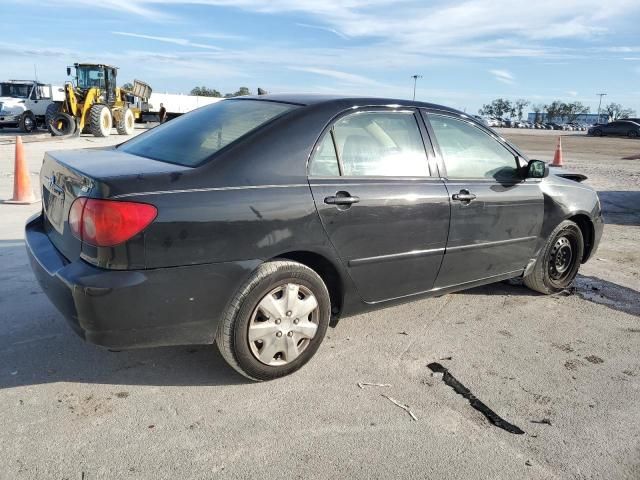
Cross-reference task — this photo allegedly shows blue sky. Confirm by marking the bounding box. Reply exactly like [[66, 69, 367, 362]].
[[2, 0, 640, 115]]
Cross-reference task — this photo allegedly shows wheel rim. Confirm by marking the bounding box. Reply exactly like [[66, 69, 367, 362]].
[[102, 110, 110, 129], [548, 236, 574, 281], [248, 283, 319, 366], [24, 116, 34, 130]]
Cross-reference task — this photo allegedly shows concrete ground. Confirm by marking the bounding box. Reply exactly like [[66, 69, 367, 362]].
[[0, 126, 638, 479]]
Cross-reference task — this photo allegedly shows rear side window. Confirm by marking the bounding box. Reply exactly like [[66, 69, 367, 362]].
[[119, 100, 298, 166], [309, 111, 428, 177], [428, 114, 518, 180], [309, 133, 340, 176]]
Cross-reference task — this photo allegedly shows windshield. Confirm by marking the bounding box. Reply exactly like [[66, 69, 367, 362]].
[[119, 99, 299, 166], [0, 83, 31, 98], [76, 66, 105, 89]]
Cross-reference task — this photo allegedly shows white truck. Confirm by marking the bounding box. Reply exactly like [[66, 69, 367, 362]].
[[140, 93, 223, 122], [0, 80, 64, 132]]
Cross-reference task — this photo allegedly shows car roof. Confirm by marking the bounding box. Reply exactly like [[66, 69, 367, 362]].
[[234, 93, 465, 115]]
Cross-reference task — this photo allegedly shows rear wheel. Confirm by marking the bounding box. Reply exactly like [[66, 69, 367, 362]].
[[216, 260, 331, 381], [89, 104, 112, 137], [628, 130, 638, 138], [524, 220, 584, 294], [116, 107, 135, 135], [19, 112, 36, 133]]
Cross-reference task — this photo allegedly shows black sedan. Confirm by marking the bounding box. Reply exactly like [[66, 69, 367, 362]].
[[588, 120, 640, 138], [26, 95, 604, 380]]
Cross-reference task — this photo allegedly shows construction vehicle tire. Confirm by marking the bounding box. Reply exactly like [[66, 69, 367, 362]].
[[89, 104, 112, 137], [116, 107, 135, 135], [49, 113, 76, 136], [45, 103, 60, 134]]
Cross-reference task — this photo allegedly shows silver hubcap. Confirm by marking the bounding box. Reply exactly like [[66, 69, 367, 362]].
[[248, 283, 319, 366]]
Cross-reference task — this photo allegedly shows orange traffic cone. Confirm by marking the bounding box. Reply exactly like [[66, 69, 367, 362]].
[[551, 136, 564, 167], [5, 136, 38, 204]]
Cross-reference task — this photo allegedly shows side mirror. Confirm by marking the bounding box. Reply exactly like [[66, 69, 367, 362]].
[[66, 67, 71, 76], [527, 159, 548, 179]]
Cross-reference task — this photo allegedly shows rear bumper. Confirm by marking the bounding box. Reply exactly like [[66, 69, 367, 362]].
[[25, 214, 259, 349]]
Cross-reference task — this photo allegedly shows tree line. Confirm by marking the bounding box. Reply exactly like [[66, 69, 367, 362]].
[[190, 86, 251, 98], [478, 98, 636, 123]]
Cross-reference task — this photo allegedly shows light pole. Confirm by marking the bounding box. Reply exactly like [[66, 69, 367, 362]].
[[596, 93, 607, 123], [411, 75, 422, 101]]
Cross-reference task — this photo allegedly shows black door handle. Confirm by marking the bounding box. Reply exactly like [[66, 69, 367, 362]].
[[324, 195, 360, 205], [452, 190, 476, 202]]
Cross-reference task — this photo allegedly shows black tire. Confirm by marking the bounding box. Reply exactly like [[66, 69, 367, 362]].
[[592, 129, 602, 137], [45, 103, 60, 133], [523, 220, 584, 294], [216, 260, 331, 381], [89, 104, 112, 137], [19, 112, 36, 133], [115, 107, 135, 135], [628, 130, 638, 138], [49, 112, 76, 136]]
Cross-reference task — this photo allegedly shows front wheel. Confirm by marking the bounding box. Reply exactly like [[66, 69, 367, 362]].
[[628, 130, 638, 139], [89, 104, 112, 137], [524, 220, 584, 294], [19, 112, 36, 133], [216, 260, 331, 381]]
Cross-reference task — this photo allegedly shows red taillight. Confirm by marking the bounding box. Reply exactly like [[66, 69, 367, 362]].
[[69, 198, 157, 247]]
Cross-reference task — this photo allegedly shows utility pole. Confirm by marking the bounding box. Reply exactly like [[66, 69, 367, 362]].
[[411, 75, 422, 101], [596, 93, 607, 123]]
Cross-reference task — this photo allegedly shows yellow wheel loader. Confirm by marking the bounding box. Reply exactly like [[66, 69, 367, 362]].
[[46, 63, 151, 137]]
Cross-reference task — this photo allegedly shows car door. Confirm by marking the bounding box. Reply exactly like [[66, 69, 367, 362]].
[[604, 122, 619, 135], [31, 85, 50, 116], [422, 111, 544, 289], [308, 108, 450, 303]]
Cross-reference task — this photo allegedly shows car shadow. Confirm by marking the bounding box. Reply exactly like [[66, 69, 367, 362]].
[[0, 241, 249, 390], [598, 190, 640, 227], [456, 274, 640, 317], [573, 275, 640, 317]]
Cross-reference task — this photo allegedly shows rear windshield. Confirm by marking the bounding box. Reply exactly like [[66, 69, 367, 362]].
[[119, 99, 298, 166]]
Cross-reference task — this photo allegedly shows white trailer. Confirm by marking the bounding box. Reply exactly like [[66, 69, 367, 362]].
[[142, 93, 223, 121], [0, 80, 64, 132]]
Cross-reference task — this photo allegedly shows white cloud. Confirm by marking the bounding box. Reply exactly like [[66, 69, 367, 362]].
[[287, 66, 384, 86], [112, 31, 221, 50], [195, 32, 249, 41], [567, 90, 578, 97], [24, 0, 640, 58], [296, 23, 350, 40], [489, 69, 515, 85]]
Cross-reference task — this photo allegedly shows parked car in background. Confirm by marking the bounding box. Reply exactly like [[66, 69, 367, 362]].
[[588, 120, 640, 138], [26, 95, 604, 380], [473, 115, 490, 127]]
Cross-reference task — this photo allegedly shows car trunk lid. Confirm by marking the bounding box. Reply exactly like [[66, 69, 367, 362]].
[[40, 147, 190, 262]]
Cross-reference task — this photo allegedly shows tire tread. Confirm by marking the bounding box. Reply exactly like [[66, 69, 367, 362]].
[[215, 260, 329, 381], [523, 220, 583, 294]]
